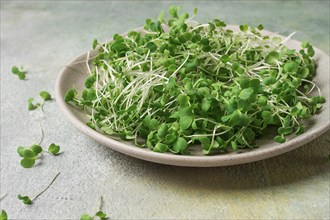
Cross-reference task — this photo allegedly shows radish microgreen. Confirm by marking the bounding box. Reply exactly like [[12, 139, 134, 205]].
[[65, 6, 325, 155]]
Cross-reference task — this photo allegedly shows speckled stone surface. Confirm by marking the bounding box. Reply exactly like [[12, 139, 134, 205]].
[[1, 1, 329, 219]]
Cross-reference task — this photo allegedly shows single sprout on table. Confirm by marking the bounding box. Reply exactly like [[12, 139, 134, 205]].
[[11, 65, 26, 80], [65, 5, 325, 155]]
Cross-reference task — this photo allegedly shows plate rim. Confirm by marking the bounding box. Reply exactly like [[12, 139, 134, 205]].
[[55, 25, 330, 167]]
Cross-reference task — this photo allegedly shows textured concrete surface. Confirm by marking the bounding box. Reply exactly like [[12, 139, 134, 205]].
[[1, 1, 329, 219]]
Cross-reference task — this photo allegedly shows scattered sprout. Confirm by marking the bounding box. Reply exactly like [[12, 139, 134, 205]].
[[48, 143, 60, 155], [39, 91, 52, 101], [18, 172, 60, 205], [17, 143, 61, 168], [11, 66, 26, 80], [28, 98, 40, 111]]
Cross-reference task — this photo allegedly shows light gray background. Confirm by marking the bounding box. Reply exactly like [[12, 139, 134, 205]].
[[1, 1, 329, 219]]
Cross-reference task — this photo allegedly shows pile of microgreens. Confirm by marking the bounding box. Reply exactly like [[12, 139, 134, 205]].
[[65, 6, 325, 155]]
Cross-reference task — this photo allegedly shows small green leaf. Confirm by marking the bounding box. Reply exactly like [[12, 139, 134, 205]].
[[201, 98, 211, 112], [179, 116, 194, 130], [257, 24, 264, 30], [274, 135, 286, 143], [23, 149, 36, 159], [239, 88, 254, 100], [95, 211, 108, 219], [48, 143, 60, 155], [173, 137, 188, 152], [301, 40, 309, 48], [220, 55, 230, 62], [239, 24, 248, 32], [0, 209, 7, 220], [18, 194, 32, 205], [85, 76, 96, 89], [30, 144, 43, 155], [80, 214, 93, 220], [193, 8, 197, 15], [12, 66, 20, 74], [307, 45, 315, 57], [92, 39, 98, 49], [20, 158, 36, 168], [153, 143, 168, 153], [64, 88, 77, 102], [39, 91, 52, 101], [265, 51, 279, 64], [17, 146, 25, 157], [28, 98, 39, 111], [145, 42, 157, 52]]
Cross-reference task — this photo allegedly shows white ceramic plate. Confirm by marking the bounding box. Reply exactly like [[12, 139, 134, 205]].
[[55, 25, 330, 167]]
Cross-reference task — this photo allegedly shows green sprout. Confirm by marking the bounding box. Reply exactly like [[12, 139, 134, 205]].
[[39, 91, 52, 101], [11, 66, 26, 80], [65, 5, 325, 155], [18, 172, 60, 205], [28, 98, 40, 111], [17, 143, 61, 168]]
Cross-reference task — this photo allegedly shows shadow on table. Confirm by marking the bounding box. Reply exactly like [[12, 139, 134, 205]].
[[112, 130, 330, 190]]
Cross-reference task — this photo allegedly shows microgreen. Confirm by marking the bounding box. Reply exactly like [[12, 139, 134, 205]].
[[65, 6, 325, 155], [18, 172, 60, 205], [17, 143, 61, 168], [39, 91, 52, 101], [11, 66, 26, 80], [28, 98, 40, 111], [0, 210, 7, 220]]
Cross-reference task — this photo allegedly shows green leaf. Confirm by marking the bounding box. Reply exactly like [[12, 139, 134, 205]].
[[20, 158, 36, 168], [145, 42, 157, 52], [85, 76, 96, 89], [301, 40, 309, 48], [95, 211, 108, 219], [193, 8, 197, 15], [307, 45, 315, 57], [18, 194, 32, 205], [48, 143, 60, 155], [165, 134, 177, 144], [220, 54, 230, 62], [177, 94, 189, 107], [179, 116, 194, 130], [283, 61, 298, 72], [173, 137, 188, 152], [168, 5, 179, 18], [12, 66, 20, 74], [153, 142, 168, 153], [17, 146, 25, 157], [274, 135, 285, 143], [0, 210, 7, 220], [80, 214, 93, 220], [239, 88, 254, 100], [257, 24, 264, 30], [201, 98, 211, 112], [30, 144, 43, 155], [157, 124, 168, 138], [28, 98, 39, 111], [64, 88, 77, 102], [39, 91, 52, 101], [92, 39, 98, 49], [239, 24, 248, 32], [265, 51, 279, 64], [23, 149, 36, 159]]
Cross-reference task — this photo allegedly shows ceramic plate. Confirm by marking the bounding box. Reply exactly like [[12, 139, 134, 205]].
[[55, 25, 330, 167]]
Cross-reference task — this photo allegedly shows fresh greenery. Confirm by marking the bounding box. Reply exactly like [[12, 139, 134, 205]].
[[80, 211, 108, 220], [17, 143, 61, 168], [28, 98, 40, 111], [39, 91, 52, 101], [65, 6, 325, 155], [18, 172, 60, 205], [11, 66, 26, 80], [0, 210, 7, 220], [18, 194, 33, 205]]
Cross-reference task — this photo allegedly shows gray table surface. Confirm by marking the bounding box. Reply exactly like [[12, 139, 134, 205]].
[[1, 1, 329, 219]]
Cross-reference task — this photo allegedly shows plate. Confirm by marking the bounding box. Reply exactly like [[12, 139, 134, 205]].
[[55, 25, 330, 167]]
